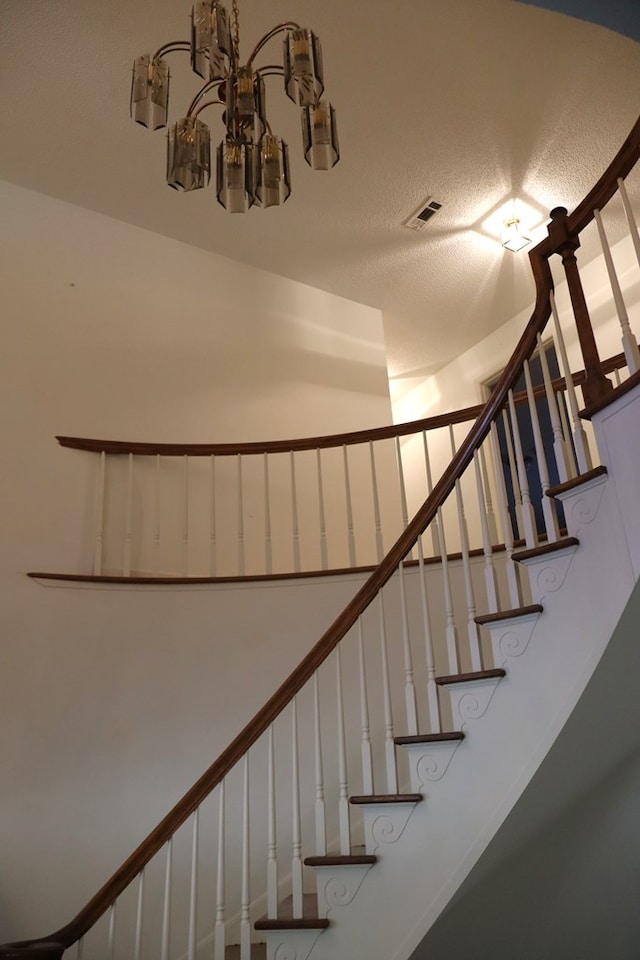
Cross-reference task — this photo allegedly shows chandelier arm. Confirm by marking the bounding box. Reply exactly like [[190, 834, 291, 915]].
[[246, 22, 302, 68], [152, 40, 191, 61], [191, 99, 224, 120], [254, 65, 285, 76], [187, 78, 225, 117]]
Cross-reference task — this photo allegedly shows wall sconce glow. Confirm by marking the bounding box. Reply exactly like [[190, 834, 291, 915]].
[[501, 216, 531, 253]]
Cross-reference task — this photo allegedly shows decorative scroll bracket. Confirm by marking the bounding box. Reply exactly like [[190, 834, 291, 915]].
[[446, 675, 504, 728], [400, 740, 464, 793], [312, 863, 375, 919], [266, 930, 325, 960], [360, 801, 420, 856], [515, 542, 579, 605]]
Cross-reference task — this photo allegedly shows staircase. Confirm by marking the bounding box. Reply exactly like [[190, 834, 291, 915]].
[[4, 119, 640, 960]]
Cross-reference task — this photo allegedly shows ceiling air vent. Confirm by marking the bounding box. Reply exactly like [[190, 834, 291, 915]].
[[403, 196, 443, 231]]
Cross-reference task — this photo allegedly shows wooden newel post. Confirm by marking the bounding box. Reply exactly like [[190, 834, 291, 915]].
[[547, 206, 613, 408]]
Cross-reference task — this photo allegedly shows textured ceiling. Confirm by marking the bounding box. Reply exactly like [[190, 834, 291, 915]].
[[1, 0, 640, 391]]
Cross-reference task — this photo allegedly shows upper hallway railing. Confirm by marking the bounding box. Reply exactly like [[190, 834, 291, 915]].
[[45, 347, 633, 583], [7, 114, 640, 960]]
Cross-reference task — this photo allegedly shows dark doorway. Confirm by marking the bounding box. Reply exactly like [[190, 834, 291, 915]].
[[487, 344, 567, 537]]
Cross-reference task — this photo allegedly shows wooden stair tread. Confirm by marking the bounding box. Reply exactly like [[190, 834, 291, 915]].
[[349, 793, 423, 805], [304, 853, 377, 866], [546, 465, 607, 499], [436, 668, 505, 686], [512, 537, 579, 563], [580, 369, 640, 419], [254, 894, 329, 931], [394, 731, 464, 746], [225, 945, 266, 960], [475, 604, 543, 625]]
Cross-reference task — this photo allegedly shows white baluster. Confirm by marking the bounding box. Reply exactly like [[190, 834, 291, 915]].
[[556, 385, 577, 478], [369, 441, 384, 562], [523, 359, 560, 542], [474, 450, 499, 614], [500, 408, 523, 540], [357, 620, 373, 794], [77, 938, 84, 960], [398, 562, 418, 735], [618, 177, 640, 267], [93, 450, 105, 576], [422, 431, 440, 555], [537, 335, 573, 483], [395, 437, 410, 534], [290, 452, 301, 573], [508, 389, 538, 548], [215, 781, 226, 958], [595, 207, 640, 373], [378, 595, 398, 793], [490, 423, 522, 609], [106, 903, 116, 960], [313, 675, 326, 856], [210, 455, 217, 577], [342, 446, 356, 567], [240, 756, 250, 960], [123, 453, 134, 577], [396, 436, 413, 559], [160, 839, 172, 960], [551, 290, 593, 473], [209, 454, 218, 577], [153, 454, 161, 575], [182, 455, 190, 577], [416, 537, 440, 733], [614, 366, 622, 387], [336, 645, 351, 853], [134, 870, 144, 960], [479, 443, 499, 545], [291, 698, 303, 917], [187, 810, 199, 960], [264, 453, 272, 575], [267, 727, 278, 917], [449, 427, 482, 670], [316, 448, 328, 570], [438, 508, 460, 675], [237, 454, 245, 576]]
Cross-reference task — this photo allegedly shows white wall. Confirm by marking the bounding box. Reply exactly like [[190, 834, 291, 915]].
[[0, 179, 392, 940], [0, 179, 393, 579], [413, 570, 640, 960], [392, 225, 640, 424], [389, 218, 640, 551]]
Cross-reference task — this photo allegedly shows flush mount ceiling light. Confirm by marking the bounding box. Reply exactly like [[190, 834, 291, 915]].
[[479, 198, 543, 254], [501, 216, 531, 253], [130, 0, 339, 212]]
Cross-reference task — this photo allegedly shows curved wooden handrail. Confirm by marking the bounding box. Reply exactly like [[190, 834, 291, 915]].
[[39, 249, 556, 952], [15, 113, 640, 952], [54, 354, 631, 459], [54, 404, 488, 457], [535, 112, 640, 259]]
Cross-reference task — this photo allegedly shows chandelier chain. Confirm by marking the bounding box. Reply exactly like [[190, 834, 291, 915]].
[[232, 0, 240, 63]]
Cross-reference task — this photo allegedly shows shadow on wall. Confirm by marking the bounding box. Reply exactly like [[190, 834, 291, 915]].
[[413, 577, 640, 960], [515, 0, 640, 42]]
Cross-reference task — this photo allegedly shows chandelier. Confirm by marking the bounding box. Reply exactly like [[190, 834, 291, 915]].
[[130, 0, 339, 212]]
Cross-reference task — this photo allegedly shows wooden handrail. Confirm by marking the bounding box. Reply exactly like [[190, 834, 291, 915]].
[[53, 353, 631, 459], [39, 247, 557, 952], [13, 114, 640, 952]]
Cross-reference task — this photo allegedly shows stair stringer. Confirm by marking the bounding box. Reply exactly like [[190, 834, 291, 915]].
[[300, 475, 636, 960]]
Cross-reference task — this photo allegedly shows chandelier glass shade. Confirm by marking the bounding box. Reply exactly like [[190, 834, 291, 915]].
[[130, 0, 339, 212]]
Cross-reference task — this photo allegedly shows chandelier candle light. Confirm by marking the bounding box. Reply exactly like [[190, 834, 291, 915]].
[[130, 0, 339, 212]]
